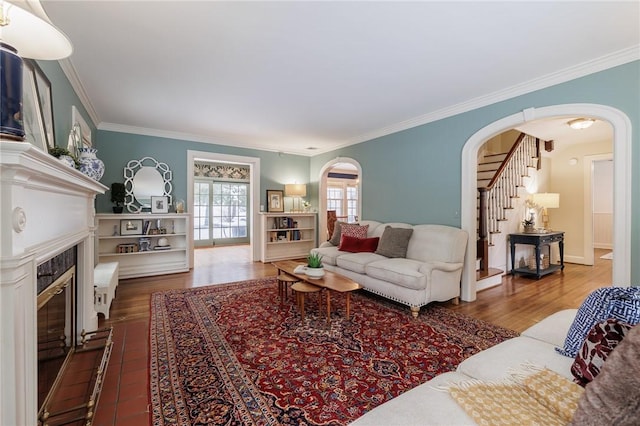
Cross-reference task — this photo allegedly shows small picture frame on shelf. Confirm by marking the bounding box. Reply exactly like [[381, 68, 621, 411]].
[[120, 219, 143, 236], [151, 196, 169, 214], [267, 190, 284, 212]]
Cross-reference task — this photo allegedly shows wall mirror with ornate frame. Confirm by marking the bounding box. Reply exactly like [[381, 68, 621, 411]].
[[124, 157, 172, 213]]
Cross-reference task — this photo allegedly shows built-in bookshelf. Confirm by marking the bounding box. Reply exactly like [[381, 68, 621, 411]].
[[95, 213, 192, 278], [260, 213, 317, 262]]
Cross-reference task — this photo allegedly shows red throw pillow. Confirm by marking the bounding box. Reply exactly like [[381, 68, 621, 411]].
[[338, 235, 379, 253], [571, 318, 632, 387]]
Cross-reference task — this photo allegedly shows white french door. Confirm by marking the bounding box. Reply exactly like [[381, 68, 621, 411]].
[[194, 180, 249, 247]]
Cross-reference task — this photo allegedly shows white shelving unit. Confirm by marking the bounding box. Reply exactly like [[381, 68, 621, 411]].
[[260, 213, 317, 262], [95, 213, 192, 279]]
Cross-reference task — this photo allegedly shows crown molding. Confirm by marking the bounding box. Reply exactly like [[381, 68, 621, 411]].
[[97, 122, 316, 157], [58, 58, 100, 127], [337, 45, 640, 151]]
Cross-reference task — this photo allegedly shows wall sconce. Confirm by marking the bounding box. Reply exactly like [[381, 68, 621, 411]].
[[284, 183, 306, 212], [531, 193, 560, 231], [0, 0, 72, 140], [567, 118, 595, 130]]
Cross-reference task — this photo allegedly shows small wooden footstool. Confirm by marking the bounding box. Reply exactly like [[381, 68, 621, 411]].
[[291, 282, 323, 321], [277, 274, 299, 303]]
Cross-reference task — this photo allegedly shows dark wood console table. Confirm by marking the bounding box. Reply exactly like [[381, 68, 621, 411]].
[[510, 231, 564, 279]]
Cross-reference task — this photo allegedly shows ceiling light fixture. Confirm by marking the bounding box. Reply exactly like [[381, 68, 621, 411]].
[[0, 0, 72, 140], [567, 118, 595, 130]]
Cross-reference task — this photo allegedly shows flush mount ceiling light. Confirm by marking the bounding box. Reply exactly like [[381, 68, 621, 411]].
[[567, 118, 596, 130]]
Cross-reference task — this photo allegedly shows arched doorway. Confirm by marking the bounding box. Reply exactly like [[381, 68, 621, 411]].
[[318, 157, 363, 242], [461, 104, 632, 302]]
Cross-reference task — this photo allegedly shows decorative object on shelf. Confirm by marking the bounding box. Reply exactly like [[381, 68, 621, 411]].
[[120, 219, 143, 236], [139, 237, 151, 252], [0, 0, 72, 142], [77, 146, 104, 181], [285, 183, 306, 212], [151, 196, 169, 214], [266, 189, 284, 212], [173, 199, 185, 214], [124, 157, 173, 213], [110, 182, 126, 213], [47, 146, 77, 168], [531, 192, 560, 231], [305, 252, 324, 278], [303, 201, 311, 212]]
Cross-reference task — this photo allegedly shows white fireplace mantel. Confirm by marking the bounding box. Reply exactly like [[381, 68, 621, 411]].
[[0, 142, 107, 426]]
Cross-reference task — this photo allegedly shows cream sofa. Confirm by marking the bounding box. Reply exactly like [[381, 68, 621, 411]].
[[311, 221, 468, 317], [351, 309, 579, 425]]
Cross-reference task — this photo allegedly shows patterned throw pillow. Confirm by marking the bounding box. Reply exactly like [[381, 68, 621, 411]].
[[341, 223, 369, 239], [569, 324, 640, 425], [570, 318, 632, 387], [557, 287, 640, 358]]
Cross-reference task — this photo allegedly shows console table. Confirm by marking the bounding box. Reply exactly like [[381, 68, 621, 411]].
[[509, 232, 565, 279]]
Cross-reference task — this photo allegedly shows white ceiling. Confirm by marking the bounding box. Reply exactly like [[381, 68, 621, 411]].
[[41, 1, 639, 156]]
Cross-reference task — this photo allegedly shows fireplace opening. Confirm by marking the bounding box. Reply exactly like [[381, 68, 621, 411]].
[[37, 247, 77, 412], [36, 247, 114, 426]]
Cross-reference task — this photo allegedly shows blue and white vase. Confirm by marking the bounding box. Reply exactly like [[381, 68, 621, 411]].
[[58, 155, 76, 168], [78, 147, 105, 181]]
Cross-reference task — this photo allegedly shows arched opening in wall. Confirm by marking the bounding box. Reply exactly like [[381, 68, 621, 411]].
[[461, 104, 631, 302], [318, 158, 362, 243], [476, 118, 614, 281]]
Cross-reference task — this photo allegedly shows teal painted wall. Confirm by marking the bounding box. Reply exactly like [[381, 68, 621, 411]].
[[39, 58, 639, 283], [309, 61, 639, 283], [95, 131, 310, 213]]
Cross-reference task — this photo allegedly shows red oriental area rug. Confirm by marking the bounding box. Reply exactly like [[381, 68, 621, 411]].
[[150, 277, 517, 425]]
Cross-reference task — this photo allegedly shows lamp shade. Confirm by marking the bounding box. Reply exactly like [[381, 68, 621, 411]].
[[1, 0, 72, 59], [285, 184, 306, 197], [531, 193, 559, 209]]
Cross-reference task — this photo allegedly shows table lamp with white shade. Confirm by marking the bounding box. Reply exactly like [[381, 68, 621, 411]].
[[531, 193, 560, 231], [285, 183, 306, 213]]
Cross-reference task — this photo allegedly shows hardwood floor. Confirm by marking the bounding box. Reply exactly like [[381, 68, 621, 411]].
[[93, 245, 613, 425]]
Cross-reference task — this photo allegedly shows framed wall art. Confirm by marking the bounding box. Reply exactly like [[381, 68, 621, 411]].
[[151, 196, 169, 214], [32, 61, 55, 150], [21, 60, 47, 151], [120, 219, 143, 236], [267, 190, 284, 212]]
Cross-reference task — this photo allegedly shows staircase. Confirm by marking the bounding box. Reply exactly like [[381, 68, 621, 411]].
[[477, 133, 541, 276]]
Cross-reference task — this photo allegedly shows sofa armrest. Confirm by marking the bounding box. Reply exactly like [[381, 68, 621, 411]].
[[420, 261, 463, 275], [318, 241, 334, 248]]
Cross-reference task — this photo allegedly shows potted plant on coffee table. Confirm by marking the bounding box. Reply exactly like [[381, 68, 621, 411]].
[[305, 252, 325, 278], [110, 182, 126, 213]]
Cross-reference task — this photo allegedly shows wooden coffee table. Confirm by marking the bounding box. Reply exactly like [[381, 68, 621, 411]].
[[273, 260, 362, 321]]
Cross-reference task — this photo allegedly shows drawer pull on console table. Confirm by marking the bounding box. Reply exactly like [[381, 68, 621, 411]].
[[509, 231, 564, 279]]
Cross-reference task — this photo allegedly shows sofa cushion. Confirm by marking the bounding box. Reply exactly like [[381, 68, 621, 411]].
[[338, 235, 379, 253], [375, 226, 414, 258], [521, 309, 578, 347], [558, 287, 640, 358], [365, 258, 426, 290], [336, 252, 386, 274], [457, 336, 574, 381], [569, 324, 640, 425], [311, 245, 343, 267], [570, 318, 632, 387]]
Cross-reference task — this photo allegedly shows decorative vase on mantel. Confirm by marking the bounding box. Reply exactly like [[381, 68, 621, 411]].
[[78, 147, 105, 181]]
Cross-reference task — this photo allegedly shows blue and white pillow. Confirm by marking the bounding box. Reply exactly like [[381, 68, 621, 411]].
[[557, 287, 640, 358]]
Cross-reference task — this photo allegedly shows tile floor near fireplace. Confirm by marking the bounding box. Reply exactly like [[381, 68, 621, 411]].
[[92, 321, 150, 426]]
